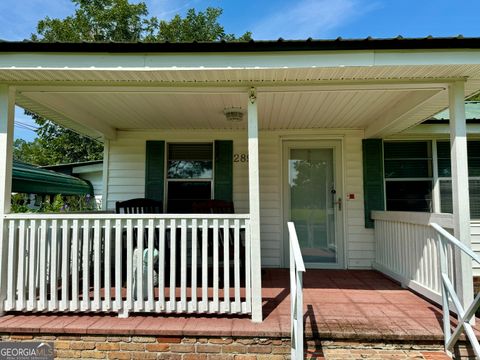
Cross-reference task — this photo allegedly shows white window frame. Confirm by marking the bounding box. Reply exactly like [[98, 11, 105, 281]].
[[383, 138, 480, 219]]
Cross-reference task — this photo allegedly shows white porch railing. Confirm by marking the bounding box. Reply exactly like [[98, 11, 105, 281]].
[[288, 222, 305, 360], [372, 211, 455, 304], [1, 213, 252, 317], [430, 223, 480, 358], [372, 211, 480, 357]]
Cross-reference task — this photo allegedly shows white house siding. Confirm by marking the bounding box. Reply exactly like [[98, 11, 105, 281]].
[[106, 129, 374, 269], [76, 171, 103, 207], [471, 222, 480, 276]]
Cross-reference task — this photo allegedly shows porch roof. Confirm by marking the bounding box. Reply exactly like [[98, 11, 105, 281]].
[[2, 36, 480, 140]]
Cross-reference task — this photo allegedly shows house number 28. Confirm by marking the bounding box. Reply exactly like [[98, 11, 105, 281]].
[[233, 154, 249, 162]]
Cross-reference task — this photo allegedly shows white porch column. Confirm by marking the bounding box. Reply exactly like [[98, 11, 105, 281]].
[[449, 81, 474, 312], [247, 87, 263, 322], [0, 85, 15, 315]]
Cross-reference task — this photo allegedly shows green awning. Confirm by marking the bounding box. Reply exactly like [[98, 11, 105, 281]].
[[12, 161, 93, 196]]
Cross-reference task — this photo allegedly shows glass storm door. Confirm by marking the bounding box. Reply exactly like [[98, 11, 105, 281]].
[[284, 141, 344, 268]]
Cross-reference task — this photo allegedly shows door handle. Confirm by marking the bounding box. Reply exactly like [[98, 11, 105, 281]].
[[334, 198, 342, 211]]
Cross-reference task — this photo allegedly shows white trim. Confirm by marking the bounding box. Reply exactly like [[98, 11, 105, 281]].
[[72, 163, 103, 174], [432, 140, 441, 213], [14, 82, 450, 93], [102, 139, 110, 211], [4, 213, 250, 220], [247, 88, 262, 322], [0, 84, 14, 315], [3, 49, 480, 70], [449, 81, 474, 312], [371, 210, 454, 228]]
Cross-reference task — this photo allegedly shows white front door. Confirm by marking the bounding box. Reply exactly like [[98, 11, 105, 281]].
[[283, 140, 344, 269]]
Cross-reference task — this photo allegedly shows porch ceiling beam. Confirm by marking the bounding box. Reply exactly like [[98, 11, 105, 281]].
[[2, 49, 480, 70], [14, 80, 454, 94], [365, 89, 442, 138]]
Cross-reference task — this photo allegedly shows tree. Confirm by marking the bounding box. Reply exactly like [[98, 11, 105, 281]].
[[154, 8, 251, 42], [31, 1, 251, 43], [16, 1, 252, 166], [32, 0, 150, 42], [13, 115, 103, 166]]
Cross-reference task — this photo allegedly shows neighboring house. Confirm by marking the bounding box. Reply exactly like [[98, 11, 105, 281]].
[[2, 38, 480, 357], [43, 160, 103, 207]]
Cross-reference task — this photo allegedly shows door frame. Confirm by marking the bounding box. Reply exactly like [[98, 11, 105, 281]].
[[282, 139, 345, 269]]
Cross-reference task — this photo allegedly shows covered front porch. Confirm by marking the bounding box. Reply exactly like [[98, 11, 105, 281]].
[[3, 39, 480, 357]]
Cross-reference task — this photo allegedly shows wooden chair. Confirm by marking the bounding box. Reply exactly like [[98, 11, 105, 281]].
[[115, 198, 163, 214], [192, 200, 246, 285], [115, 198, 163, 285], [192, 199, 234, 215]]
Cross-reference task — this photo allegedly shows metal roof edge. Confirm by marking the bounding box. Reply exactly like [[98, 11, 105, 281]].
[[2, 36, 480, 53]]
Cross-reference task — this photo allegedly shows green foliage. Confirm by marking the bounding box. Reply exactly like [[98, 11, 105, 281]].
[[11, 194, 31, 213], [32, 0, 149, 42], [31, 1, 251, 43], [14, 113, 103, 166], [40, 194, 65, 213], [154, 8, 252, 42], [10, 193, 97, 213], [13, 138, 51, 166]]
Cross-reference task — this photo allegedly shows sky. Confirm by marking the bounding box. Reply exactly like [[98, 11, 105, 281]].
[[1, 0, 480, 141]]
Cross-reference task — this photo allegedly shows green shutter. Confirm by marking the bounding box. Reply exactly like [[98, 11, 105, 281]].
[[214, 140, 233, 201], [363, 139, 385, 228], [145, 141, 165, 202]]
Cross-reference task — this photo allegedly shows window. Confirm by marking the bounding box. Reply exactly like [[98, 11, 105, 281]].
[[382, 140, 480, 218], [384, 141, 433, 212], [437, 140, 480, 219], [166, 143, 213, 213]]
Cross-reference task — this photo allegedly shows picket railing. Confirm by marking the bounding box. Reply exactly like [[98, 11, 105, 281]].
[[2, 213, 252, 317], [373, 211, 480, 357], [372, 211, 455, 304], [288, 222, 305, 360]]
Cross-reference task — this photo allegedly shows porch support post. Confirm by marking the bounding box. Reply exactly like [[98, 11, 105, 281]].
[[0, 85, 15, 315], [448, 81, 474, 314], [102, 138, 110, 211], [248, 87, 263, 322]]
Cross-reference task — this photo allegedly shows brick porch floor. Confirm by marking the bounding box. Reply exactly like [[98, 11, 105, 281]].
[[0, 269, 474, 341]]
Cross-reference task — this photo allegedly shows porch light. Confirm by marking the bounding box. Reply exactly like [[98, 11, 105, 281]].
[[224, 107, 244, 122]]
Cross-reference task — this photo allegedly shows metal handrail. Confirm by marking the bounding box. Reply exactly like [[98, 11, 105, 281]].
[[288, 222, 306, 360], [430, 222, 480, 358]]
